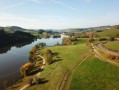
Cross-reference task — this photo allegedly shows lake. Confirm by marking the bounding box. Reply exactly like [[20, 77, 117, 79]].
[[0, 34, 67, 89]]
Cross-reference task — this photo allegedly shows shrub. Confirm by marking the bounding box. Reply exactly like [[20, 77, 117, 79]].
[[62, 37, 72, 45], [62, 37, 78, 45], [20, 63, 33, 76], [88, 38, 95, 43], [110, 37, 114, 41], [45, 49, 53, 64], [99, 37, 108, 41]]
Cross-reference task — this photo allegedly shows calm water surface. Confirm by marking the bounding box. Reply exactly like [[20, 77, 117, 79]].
[[0, 34, 67, 89]]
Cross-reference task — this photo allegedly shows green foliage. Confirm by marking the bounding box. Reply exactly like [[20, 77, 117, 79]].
[[45, 49, 53, 64], [62, 37, 78, 45], [0, 30, 36, 47], [99, 37, 108, 41], [39, 43, 46, 48], [38, 29, 45, 34], [88, 38, 95, 42]]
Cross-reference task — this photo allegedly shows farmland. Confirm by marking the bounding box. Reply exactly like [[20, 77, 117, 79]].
[[70, 56, 119, 90]]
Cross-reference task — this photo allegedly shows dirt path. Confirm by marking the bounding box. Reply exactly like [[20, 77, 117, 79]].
[[91, 43, 119, 67], [57, 53, 93, 90], [97, 42, 119, 56], [19, 54, 46, 90]]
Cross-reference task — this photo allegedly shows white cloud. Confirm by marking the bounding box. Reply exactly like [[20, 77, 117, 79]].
[[50, 0, 79, 12], [0, 2, 24, 11], [31, 0, 79, 12]]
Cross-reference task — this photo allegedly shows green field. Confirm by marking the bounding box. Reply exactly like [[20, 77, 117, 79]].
[[26, 38, 119, 90], [27, 38, 90, 90], [70, 57, 119, 90], [96, 29, 119, 37], [104, 41, 119, 51]]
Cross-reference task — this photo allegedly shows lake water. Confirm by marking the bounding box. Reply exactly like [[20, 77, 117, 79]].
[[0, 34, 67, 89]]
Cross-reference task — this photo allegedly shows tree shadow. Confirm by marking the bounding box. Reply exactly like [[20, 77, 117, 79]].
[[38, 78, 49, 84], [52, 52, 59, 56], [28, 69, 43, 76], [32, 78, 49, 85], [50, 59, 63, 64]]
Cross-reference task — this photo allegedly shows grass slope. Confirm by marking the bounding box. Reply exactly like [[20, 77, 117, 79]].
[[27, 38, 90, 90], [104, 41, 119, 51], [70, 57, 119, 90], [96, 29, 119, 37]]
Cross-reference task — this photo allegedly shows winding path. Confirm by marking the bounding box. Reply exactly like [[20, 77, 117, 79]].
[[91, 43, 119, 67], [96, 42, 119, 56]]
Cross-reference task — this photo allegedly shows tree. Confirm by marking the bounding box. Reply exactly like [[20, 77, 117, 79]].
[[38, 29, 45, 34], [20, 63, 33, 76], [110, 37, 114, 41], [45, 49, 53, 64], [88, 38, 95, 43], [62, 37, 72, 45]]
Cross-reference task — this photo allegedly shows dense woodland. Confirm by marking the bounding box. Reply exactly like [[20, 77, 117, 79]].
[[0, 29, 36, 47]]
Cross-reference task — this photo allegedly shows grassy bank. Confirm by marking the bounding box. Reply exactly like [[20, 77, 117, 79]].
[[70, 56, 119, 90]]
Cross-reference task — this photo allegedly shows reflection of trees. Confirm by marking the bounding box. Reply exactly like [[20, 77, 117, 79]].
[[0, 46, 11, 54], [0, 30, 36, 54], [15, 40, 34, 48], [0, 40, 34, 54], [0, 30, 36, 47]]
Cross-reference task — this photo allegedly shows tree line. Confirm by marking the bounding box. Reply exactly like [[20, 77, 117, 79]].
[[0, 29, 36, 47]]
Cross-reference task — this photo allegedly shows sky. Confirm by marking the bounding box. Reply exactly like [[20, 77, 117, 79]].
[[0, 0, 119, 29]]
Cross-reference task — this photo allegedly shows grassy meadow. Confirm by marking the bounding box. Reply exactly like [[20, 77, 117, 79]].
[[70, 56, 119, 90], [27, 38, 91, 90], [96, 29, 119, 37], [27, 38, 119, 90]]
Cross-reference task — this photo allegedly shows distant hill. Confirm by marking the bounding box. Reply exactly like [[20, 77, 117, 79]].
[[4, 26, 26, 31], [61, 25, 113, 33]]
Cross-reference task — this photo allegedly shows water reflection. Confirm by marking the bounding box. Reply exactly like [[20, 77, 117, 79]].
[[0, 40, 34, 54]]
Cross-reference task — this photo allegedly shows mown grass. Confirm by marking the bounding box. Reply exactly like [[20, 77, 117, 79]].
[[104, 41, 119, 51], [96, 29, 119, 37], [27, 38, 90, 90], [70, 56, 119, 90]]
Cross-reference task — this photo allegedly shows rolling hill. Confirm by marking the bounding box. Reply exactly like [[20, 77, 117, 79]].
[[96, 29, 119, 37]]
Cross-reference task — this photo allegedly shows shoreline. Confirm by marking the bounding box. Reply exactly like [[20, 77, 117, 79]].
[[7, 44, 46, 90]]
